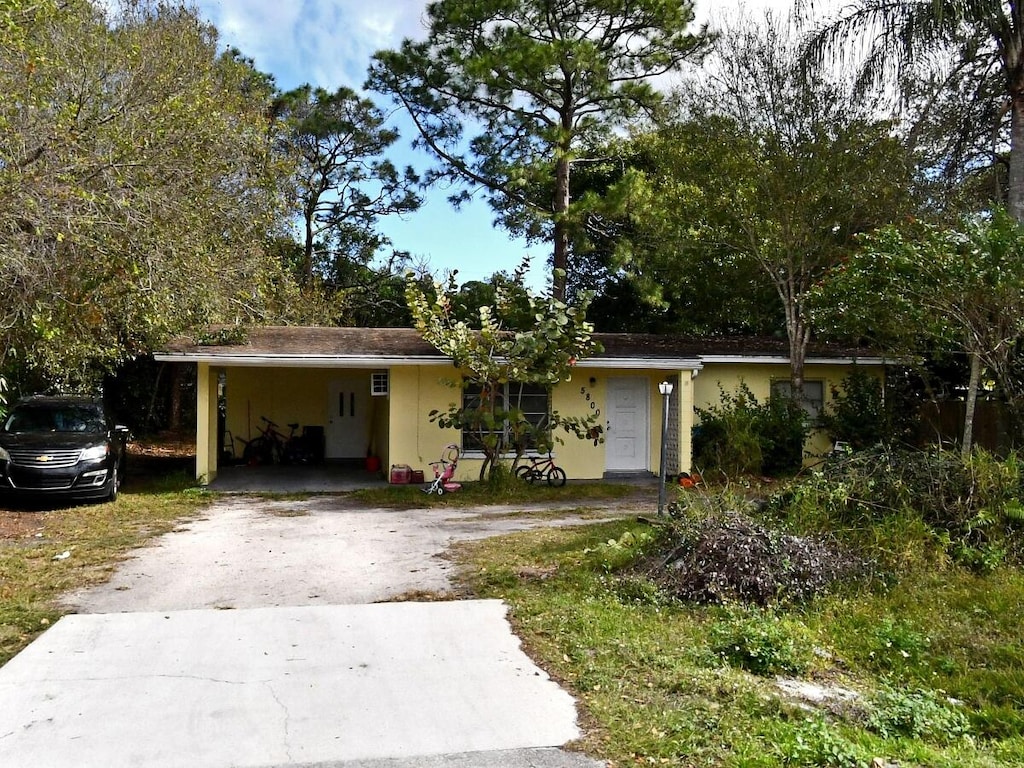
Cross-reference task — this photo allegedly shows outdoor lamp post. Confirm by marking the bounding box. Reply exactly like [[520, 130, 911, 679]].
[[658, 380, 674, 516]]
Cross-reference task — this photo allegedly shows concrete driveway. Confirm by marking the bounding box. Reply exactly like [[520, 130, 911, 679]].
[[0, 493, 653, 767]]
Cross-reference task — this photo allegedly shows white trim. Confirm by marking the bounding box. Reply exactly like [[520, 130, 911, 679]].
[[699, 356, 889, 366], [370, 371, 390, 395], [152, 353, 445, 367], [578, 358, 703, 370], [155, 351, 887, 369]]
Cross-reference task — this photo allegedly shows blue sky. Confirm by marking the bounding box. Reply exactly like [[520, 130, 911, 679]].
[[190, 0, 794, 291]]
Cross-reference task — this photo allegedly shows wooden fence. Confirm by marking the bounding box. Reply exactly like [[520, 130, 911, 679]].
[[918, 400, 1017, 453]]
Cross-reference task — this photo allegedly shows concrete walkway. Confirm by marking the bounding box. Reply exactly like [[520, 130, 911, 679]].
[[0, 602, 596, 768], [0, 494, 647, 767]]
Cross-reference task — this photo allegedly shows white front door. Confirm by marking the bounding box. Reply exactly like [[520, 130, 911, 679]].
[[326, 375, 370, 459], [605, 377, 649, 472]]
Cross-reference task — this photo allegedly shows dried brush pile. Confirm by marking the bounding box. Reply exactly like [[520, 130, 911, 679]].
[[645, 511, 866, 606]]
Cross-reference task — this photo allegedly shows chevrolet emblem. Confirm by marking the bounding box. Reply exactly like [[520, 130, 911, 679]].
[[36, 455, 53, 463]]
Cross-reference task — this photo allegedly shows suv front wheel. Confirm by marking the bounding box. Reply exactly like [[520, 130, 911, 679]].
[[106, 464, 121, 502]]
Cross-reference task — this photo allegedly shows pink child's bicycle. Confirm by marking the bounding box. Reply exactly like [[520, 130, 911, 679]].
[[424, 444, 462, 495]]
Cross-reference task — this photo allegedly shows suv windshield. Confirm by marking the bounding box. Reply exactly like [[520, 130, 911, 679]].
[[3, 405, 106, 434]]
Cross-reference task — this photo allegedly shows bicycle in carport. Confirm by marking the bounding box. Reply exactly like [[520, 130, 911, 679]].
[[236, 418, 313, 465]]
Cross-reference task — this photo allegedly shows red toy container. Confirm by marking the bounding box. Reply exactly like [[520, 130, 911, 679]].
[[390, 464, 412, 484]]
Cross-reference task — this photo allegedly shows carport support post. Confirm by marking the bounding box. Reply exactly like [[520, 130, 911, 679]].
[[658, 380, 674, 516], [195, 363, 219, 484]]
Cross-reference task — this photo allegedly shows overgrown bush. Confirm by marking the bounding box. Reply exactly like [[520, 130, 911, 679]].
[[710, 605, 814, 676], [776, 718, 864, 768], [648, 510, 864, 606], [770, 446, 1024, 570], [819, 367, 889, 449], [867, 685, 971, 744], [694, 383, 809, 478]]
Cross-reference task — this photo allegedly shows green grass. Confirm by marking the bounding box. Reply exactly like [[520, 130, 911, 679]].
[[454, 519, 1024, 767], [0, 470, 212, 666]]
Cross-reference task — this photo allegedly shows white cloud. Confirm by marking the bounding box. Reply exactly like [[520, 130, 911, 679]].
[[194, 0, 427, 91]]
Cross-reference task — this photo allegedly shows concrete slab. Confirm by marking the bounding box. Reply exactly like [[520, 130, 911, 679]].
[[209, 465, 389, 493], [0, 601, 587, 768], [60, 496, 648, 613]]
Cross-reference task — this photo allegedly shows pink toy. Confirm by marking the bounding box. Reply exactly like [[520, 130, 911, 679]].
[[424, 444, 461, 495]]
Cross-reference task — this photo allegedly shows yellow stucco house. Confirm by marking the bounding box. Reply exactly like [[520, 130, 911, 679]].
[[155, 327, 885, 484]]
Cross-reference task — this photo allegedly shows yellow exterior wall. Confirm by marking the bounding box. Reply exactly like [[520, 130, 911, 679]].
[[390, 366, 697, 482], [387, 364, 462, 476], [549, 370, 605, 480], [192, 358, 881, 484], [565, 369, 678, 479], [693, 363, 882, 462], [225, 368, 339, 447]]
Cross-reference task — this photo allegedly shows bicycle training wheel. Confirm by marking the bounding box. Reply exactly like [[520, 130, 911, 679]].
[[546, 467, 567, 487]]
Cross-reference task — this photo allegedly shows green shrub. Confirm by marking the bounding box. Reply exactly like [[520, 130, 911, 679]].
[[819, 366, 917, 450], [710, 605, 814, 676], [694, 383, 809, 478], [867, 685, 971, 744], [770, 446, 1024, 568], [760, 392, 812, 476], [585, 528, 659, 572], [865, 618, 932, 673], [776, 718, 865, 768]]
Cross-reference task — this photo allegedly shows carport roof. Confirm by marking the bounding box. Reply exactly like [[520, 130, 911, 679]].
[[154, 326, 885, 369]]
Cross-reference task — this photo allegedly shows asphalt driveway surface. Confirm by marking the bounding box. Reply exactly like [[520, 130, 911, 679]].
[[0, 493, 651, 767]]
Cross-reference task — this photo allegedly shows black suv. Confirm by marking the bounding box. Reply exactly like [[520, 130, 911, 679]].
[[0, 396, 129, 504]]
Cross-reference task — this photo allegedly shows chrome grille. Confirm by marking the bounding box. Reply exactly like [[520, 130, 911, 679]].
[[8, 449, 82, 468]]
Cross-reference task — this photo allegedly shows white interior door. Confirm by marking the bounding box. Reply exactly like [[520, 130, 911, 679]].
[[326, 375, 370, 459], [605, 377, 649, 472]]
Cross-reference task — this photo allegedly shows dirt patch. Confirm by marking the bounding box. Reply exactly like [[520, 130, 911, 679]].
[[0, 511, 46, 543]]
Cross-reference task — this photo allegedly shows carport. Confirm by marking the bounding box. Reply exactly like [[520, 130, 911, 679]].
[[207, 463, 389, 493], [155, 327, 447, 485]]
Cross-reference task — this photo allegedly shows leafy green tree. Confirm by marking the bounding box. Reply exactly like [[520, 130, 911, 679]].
[[271, 84, 420, 288], [406, 261, 601, 480], [367, 0, 711, 300], [589, 18, 921, 389], [800, 0, 1024, 220], [555, 141, 778, 333], [812, 209, 1024, 456], [1, 0, 292, 388]]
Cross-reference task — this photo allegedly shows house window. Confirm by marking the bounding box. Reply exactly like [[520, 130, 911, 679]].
[[371, 371, 389, 396], [461, 382, 551, 453], [771, 379, 825, 420]]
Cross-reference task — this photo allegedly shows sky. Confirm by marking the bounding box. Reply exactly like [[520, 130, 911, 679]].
[[189, 0, 799, 291]]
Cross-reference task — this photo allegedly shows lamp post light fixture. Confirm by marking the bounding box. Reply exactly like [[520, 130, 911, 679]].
[[658, 379, 674, 516]]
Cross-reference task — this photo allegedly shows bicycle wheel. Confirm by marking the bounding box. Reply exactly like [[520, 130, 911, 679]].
[[546, 466, 567, 487], [242, 437, 266, 465], [515, 464, 533, 482]]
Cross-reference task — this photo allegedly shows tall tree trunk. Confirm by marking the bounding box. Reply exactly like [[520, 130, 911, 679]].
[[777, 275, 810, 394], [552, 152, 571, 301], [301, 203, 316, 288], [962, 345, 982, 459], [1008, 93, 1024, 222]]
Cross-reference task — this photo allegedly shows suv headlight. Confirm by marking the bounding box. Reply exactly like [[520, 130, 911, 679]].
[[0, 446, 9, 462], [80, 444, 109, 462]]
